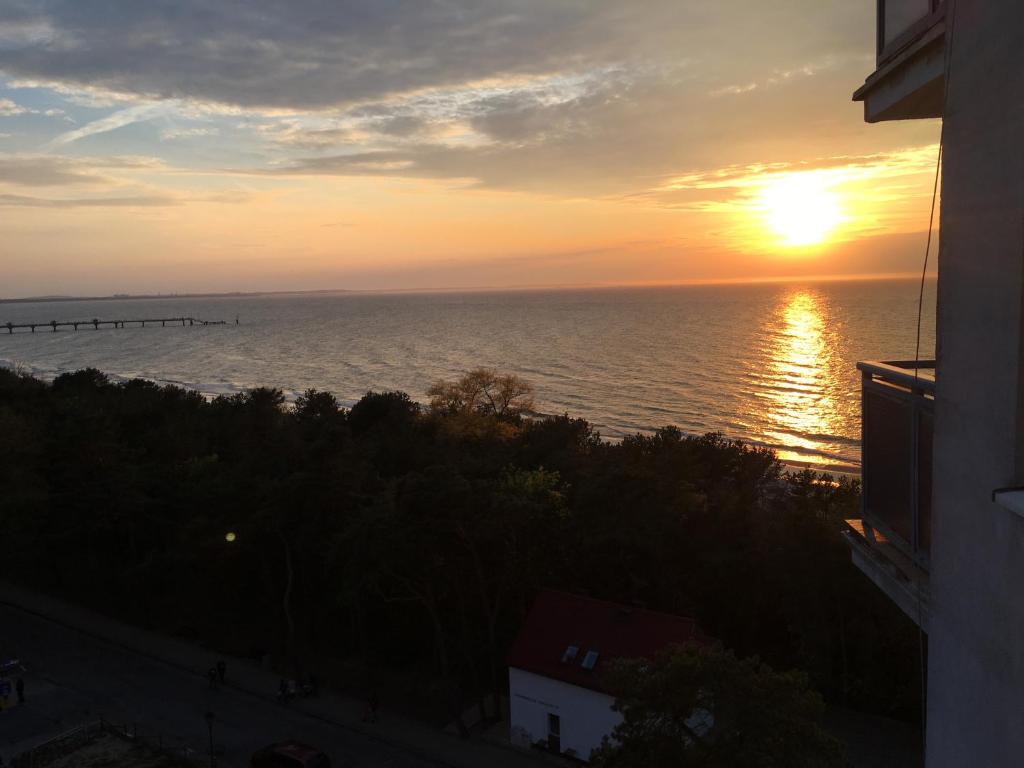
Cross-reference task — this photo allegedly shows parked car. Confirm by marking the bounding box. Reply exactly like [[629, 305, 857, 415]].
[[251, 741, 330, 768]]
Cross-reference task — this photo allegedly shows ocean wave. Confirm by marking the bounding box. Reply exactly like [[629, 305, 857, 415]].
[[0, 283, 925, 476]]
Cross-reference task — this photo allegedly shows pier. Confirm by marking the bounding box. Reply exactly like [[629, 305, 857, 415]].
[[3, 317, 228, 334]]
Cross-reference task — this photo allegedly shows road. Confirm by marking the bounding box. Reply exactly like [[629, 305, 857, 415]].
[[0, 603, 463, 768]]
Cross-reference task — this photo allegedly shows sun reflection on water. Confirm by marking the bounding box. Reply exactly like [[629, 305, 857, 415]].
[[757, 289, 845, 468]]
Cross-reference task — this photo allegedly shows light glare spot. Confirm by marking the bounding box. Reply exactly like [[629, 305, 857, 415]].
[[758, 174, 844, 247]]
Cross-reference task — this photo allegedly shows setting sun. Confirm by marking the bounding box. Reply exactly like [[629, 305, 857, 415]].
[[759, 174, 844, 248]]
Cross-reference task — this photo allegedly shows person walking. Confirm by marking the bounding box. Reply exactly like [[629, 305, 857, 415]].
[[15, 677, 23, 705], [207, 667, 218, 690], [216, 659, 226, 685], [363, 691, 380, 723]]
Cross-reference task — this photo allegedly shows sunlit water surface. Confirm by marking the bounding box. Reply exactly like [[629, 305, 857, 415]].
[[0, 280, 936, 473]]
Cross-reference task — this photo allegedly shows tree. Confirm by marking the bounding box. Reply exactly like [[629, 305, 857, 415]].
[[455, 467, 570, 719], [427, 368, 534, 420], [348, 390, 420, 435], [0, 365, 921, 728], [293, 388, 341, 422], [592, 644, 844, 768]]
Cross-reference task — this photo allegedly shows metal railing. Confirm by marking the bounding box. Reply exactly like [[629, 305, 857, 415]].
[[877, 0, 944, 64], [11, 722, 103, 768], [12, 718, 208, 768], [858, 360, 934, 569]]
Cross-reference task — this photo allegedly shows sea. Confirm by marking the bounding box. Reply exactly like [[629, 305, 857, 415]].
[[0, 278, 937, 474]]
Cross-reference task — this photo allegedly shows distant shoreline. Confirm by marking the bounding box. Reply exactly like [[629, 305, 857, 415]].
[[0, 289, 354, 305], [1, 272, 932, 305]]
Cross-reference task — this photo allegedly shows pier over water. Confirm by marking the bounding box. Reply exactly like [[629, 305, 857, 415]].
[[3, 317, 228, 334]]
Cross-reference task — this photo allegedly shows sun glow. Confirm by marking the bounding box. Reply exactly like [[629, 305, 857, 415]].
[[758, 174, 844, 247]]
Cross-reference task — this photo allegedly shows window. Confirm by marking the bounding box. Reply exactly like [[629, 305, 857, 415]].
[[561, 645, 579, 663], [581, 649, 600, 670]]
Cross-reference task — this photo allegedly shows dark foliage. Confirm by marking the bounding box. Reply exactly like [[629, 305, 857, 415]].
[[0, 367, 920, 725], [592, 644, 844, 767]]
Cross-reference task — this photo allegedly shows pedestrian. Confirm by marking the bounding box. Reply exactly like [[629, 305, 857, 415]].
[[216, 659, 226, 685], [207, 667, 218, 690], [363, 691, 380, 723], [15, 677, 23, 705]]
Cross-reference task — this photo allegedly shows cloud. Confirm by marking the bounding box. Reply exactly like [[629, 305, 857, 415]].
[[0, 96, 65, 116], [649, 146, 940, 204], [0, 1, 871, 111], [0, 191, 176, 207], [0, 97, 28, 115], [259, 151, 422, 177], [45, 101, 171, 147], [0, 154, 103, 185], [622, 145, 941, 251], [0, 154, 162, 186], [270, 125, 359, 149], [0, 2, 937, 198], [159, 125, 218, 141], [0, 185, 249, 206]]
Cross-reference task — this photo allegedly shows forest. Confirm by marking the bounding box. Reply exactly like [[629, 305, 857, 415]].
[[0, 366, 920, 732]]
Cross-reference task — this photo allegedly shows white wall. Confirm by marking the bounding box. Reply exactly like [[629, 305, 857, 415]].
[[508, 667, 621, 762], [928, 2, 1024, 766]]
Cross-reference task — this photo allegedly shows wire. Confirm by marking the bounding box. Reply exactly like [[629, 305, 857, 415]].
[[915, 143, 942, 380], [914, 0, 958, 381], [912, 0, 958, 748]]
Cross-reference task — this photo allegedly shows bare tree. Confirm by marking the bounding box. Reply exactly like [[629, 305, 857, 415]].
[[427, 368, 534, 419]]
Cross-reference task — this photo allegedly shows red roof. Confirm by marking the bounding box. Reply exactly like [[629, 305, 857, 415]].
[[507, 589, 708, 694]]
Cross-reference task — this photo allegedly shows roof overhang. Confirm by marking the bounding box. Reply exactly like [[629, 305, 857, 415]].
[[853, 17, 945, 123]]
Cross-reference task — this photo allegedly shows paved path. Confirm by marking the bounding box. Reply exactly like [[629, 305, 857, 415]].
[[0, 583, 549, 768]]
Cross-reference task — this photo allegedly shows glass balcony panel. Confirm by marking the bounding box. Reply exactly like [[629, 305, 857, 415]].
[[917, 409, 933, 557], [884, 0, 933, 47], [858, 361, 934, 567], [863, 386, 914, 545]]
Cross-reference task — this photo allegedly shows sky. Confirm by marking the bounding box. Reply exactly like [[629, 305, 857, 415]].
[[0, 1, 941, 298]]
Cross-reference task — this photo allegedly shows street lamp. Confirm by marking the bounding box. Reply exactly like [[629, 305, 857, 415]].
[[204, 711, 215, 768]]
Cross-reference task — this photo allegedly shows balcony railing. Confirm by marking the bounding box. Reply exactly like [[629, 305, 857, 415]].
[[877, 0, 945, 65], [858, 360, 934, 570]]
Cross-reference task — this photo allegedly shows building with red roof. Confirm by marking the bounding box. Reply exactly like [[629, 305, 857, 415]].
[[507, 589, 707, 761]]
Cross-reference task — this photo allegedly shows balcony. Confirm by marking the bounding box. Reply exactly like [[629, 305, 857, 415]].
[[853, 0, 946, 123], [844, 360, 933, 630]]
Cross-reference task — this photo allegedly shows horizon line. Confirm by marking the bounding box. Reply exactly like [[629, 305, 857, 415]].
[[0, 271, 936, 304]]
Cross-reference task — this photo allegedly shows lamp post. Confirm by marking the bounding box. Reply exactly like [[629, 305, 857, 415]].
[[204, 711, 215, 768]]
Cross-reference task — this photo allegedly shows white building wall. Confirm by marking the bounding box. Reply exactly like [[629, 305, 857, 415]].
[[928, 2, 1024, 766], [508, 667, 621, 762]]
